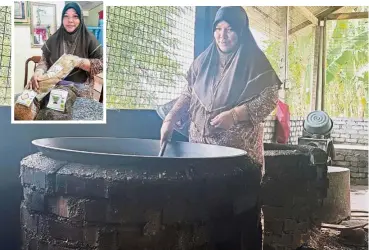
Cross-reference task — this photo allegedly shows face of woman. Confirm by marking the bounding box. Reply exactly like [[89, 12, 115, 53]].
[[63, 8, 80, 33], [214, 21, 239, 53]]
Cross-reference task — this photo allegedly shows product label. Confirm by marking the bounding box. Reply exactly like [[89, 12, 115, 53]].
[[46, 89, 69, 112], [16, 89, 37, 107]]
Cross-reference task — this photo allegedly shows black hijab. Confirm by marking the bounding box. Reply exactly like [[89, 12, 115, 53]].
[[190, 6, 282, 112], [41, 2, 102, 83], [157, 7, 282, 137]]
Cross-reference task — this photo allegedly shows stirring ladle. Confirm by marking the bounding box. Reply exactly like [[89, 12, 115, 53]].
[[158, 140, 168, 157]]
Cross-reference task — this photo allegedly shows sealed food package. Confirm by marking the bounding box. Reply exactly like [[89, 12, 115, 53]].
[[14, 90, 41, 120], [47, 89, 69, 112], [35, 85, 78, 120], [36, 54, 81, 101], [15, 89, 37, 107]]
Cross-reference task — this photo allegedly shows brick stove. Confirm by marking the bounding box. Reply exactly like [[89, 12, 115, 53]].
[[20, 138, 328, 250], [20, 138, 262, 250]]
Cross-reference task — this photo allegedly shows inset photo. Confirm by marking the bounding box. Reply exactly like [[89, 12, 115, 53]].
[[12, 1, 104, 123]]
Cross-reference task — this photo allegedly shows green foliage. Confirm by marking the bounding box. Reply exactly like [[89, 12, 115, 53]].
[[325, 18, 368, 118], [285, 28, 315, 117], [263, 40, 282, 78], [263, 27, 314, 117], [263, 15, 368, 118]]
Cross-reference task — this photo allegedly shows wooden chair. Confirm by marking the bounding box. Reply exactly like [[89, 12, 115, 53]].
[[99, 87, 103, 103], [93, 73, 104, 103], [24, 56, 41, 87]]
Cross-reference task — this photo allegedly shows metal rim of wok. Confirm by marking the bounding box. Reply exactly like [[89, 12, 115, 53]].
[[32, 137, 247, 166]]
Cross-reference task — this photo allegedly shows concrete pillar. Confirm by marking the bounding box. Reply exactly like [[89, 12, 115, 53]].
[[194, 6, 220, 58]]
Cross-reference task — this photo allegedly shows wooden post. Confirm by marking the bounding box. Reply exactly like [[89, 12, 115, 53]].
[[278, 7, 289, 101], [284, 6, 290, 90], [311, 25, 322, 112], [321, 18, 327, 111], [315, 25, 322, 111]]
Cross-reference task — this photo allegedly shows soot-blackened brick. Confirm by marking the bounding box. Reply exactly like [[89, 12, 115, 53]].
[[23, 187, 45, 212], [45, 218, 98, 246], [283, 219, 297, 232], [97, 228, 118, 250], [21, 153, 67, 193], [20, 202, 39, 233], [56, 164, 107, 198]]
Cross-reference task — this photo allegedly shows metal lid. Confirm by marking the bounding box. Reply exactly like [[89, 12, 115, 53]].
[[303, 110, 333, 135]]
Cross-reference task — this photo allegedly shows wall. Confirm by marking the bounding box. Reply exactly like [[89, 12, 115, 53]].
[[194, 6, 219, 57], [332, 146, 368, 185], [330, 118, 368, 185], [264, 117, 369, 146], [288, 117, 304, 145], [331, 118, 368, 145], [263, 116, 304, 145], [13, 2, 65, 95], [84, 4, 103, 27], [263, 115, 276, 143]]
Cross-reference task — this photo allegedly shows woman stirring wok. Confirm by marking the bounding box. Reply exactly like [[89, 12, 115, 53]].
[[160, 6, 281, 249], [26, 2, 103, 98]]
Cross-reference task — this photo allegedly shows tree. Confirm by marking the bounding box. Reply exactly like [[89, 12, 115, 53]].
[[106, 6, 193, 109], [325, 17, 368, 118], [263, 26, 314, 117], [285, 27, 314, 117], [262, 10, 368, 118]]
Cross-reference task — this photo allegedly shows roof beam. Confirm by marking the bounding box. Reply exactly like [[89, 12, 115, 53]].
[[325, 12, 368, 20], [251, 6, 281, 27], [317, 6, 345, 19], [295, 6, 319, 26], [289, 6, 344, 35]]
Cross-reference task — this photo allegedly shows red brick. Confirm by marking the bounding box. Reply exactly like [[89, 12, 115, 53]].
[[47, 196, 84, 221]]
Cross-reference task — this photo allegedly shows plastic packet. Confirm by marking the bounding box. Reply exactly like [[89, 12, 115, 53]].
[[46, 89, 69, 112], [35, 85, 78, 120], [36, 54, 81, 101], [15, 89, 37, 107], [14, 90, 41, 120]]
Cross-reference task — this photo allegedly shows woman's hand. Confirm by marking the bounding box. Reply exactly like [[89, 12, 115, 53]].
[[76, 58, 91, 72], [25, 70, 44, 91], [210, 110, 236, 130], [160, 119, 175, 146]]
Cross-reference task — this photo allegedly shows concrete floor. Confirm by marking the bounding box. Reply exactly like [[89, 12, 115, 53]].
[[351, 185, 368, 211]]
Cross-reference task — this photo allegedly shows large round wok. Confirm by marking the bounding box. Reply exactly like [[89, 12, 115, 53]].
[[32, 137, 247, 166]]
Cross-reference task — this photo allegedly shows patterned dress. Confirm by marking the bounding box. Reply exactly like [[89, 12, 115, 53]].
[[166, 64, 279, 172]]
